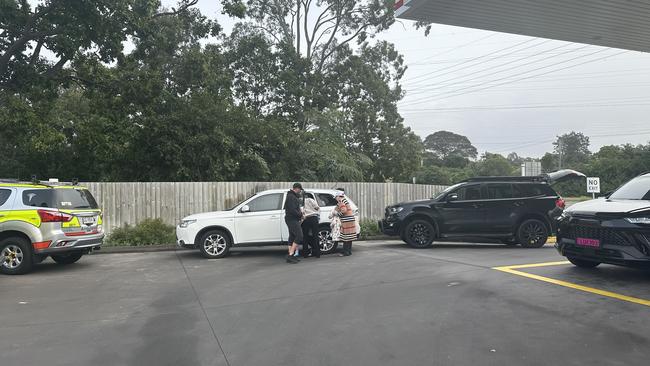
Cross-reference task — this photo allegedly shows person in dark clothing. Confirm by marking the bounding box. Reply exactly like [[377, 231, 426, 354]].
[[301, 194, 321, 258], [284, 183, 304, 264]]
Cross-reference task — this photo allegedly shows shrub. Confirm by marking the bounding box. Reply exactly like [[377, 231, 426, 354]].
[[105, 218, 176, 246], [359, 219, 381, 239]]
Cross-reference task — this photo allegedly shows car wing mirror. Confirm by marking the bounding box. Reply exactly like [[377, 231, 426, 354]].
[[240, 205, 250, 213], [599, 190, 613, 199], [447, 193, 459, 202]]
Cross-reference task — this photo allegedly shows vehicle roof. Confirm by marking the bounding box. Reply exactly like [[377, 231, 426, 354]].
[[0, 183, 86, 189], [462, 176, 547, 183], [256, 188, 345, 195]]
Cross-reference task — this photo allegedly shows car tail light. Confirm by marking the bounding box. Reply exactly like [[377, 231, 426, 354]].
[[555, 198, 566, 209], [37, 209, 73, 223]]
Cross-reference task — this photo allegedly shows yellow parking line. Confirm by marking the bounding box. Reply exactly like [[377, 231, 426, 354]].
[[493, 262, 650, 308], [499, 260, 570, 270]]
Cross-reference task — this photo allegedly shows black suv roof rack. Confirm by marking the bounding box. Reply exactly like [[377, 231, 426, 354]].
[[463, 175, 547, 183]]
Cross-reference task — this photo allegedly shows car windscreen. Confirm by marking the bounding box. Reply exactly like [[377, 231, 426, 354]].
[[226, 194, 256, 211], [609, 177, 650, 200], [433, 183, 463, 200], [22, 189, 99, 209]]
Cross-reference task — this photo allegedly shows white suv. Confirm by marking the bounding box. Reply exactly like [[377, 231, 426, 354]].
[[176, 189, 359, 258]]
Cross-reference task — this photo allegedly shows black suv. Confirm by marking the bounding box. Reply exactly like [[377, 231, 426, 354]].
[[380, 170, 584, 248], [556, 173, 650, 269]]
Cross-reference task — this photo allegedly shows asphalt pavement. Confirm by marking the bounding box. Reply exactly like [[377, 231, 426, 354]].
[[1, 240, 649, 366]]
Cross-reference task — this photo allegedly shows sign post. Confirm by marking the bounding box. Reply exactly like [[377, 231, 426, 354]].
[[587, 177, 600, 199]]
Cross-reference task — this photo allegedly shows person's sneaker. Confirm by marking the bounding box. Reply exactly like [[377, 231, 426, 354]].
[[286, 255, 298, 264]]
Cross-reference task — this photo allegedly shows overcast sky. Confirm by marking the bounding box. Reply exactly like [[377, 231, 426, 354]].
[[167, 1, 650, 158]]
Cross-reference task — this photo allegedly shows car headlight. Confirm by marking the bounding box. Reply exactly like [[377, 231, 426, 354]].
[[179, 219, 197, 228], [388, 207, 404, 215], [625, 217, 650, 225]]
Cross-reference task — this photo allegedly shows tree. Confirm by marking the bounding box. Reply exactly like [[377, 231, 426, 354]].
[[507, 152, 521, 165], [423, 131, 478, 168], [553, 131, 591, 168], [473, 153, 516, 177], [0, 1, 209, 91], [586, 143, 650, 193], [222, 0, 394, 68]]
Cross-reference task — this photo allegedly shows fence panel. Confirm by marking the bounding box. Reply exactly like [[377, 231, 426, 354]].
[[84, 182, 447, 234]]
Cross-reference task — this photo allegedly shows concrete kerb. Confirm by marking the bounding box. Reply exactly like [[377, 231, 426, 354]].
[[95, 236, 557, 254], [96, 235, 395, 254]]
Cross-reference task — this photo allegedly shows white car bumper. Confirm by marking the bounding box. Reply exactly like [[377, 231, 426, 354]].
[[176, 225, 199, 248]]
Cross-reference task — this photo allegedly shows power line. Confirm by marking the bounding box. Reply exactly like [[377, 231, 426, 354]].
[[488, 129, 650, 154], [400, 101, 650, 113], [401, 46, 609, 105], [402, 33, 514, 82], [406, 42, 583, 94], [405, 47, 594, 66], [407, 32, 498, 64], [400, 48, 627, 107], [416, 81, 650, 93]]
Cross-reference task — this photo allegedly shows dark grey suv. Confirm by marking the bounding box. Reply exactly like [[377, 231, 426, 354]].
[[380, 170, 585, 248]]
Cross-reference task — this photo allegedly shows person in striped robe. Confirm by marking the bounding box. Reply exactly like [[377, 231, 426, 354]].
[[334, 191, 356, 256]]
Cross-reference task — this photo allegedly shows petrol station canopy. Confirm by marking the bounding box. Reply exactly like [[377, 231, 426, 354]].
[[395, 0, 650, 53]]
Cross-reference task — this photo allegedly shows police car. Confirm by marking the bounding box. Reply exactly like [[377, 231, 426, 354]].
[[0, 179, 104, 275]]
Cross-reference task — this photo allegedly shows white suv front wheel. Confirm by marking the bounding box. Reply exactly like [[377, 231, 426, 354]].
[[318, 227, 338, 255], [198, 230, 231, 259]]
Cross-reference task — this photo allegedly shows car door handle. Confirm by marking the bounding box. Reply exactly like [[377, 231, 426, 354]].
[[514, 201, 525, 207], [269, 215, 279, 219], [471, 203, 483, 209]]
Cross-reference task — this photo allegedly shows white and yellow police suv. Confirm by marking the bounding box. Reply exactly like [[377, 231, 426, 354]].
[[0, 179, 104, 275]]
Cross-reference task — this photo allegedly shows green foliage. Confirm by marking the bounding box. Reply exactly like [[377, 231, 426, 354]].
[[3, 1, 644, 189], [105, 218, 176, 246], [473, 152, 517, 177], [359, 219, 381, 239], [553, 131, 591, 167], [424, 130, 478, 167]]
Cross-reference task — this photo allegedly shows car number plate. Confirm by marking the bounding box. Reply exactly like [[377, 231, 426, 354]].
[[576, 237, 600, 247], [81, 216, 96, 226]]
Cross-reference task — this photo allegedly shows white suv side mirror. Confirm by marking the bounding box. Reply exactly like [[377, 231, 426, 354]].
[[240, 205, 250, 213]]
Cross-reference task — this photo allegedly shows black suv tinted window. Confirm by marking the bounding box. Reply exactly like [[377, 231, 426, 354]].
[[513, 184, 552, 198], [455, 185, 483, 201], [317, 193, 338, 207], [610, 177, 650, 200], [0, 189, 11, 206], [23, 189, 99, 209], [486, 184, 513, 199], [247, 193, 283, 212]]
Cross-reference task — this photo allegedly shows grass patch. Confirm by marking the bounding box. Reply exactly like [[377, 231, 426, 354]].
[[359, 219, 382, 239], [105, 218, 176, 247]]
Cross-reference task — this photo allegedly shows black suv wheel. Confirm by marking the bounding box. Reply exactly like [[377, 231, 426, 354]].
[[403, 219, 435, 248], [517, 219, 549, 248]]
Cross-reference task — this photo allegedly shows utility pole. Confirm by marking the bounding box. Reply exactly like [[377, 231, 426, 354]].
[[558, 138, 563, 170]]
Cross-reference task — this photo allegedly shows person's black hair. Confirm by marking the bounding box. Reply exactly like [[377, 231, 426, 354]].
[[335, 187, 345, 192]]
